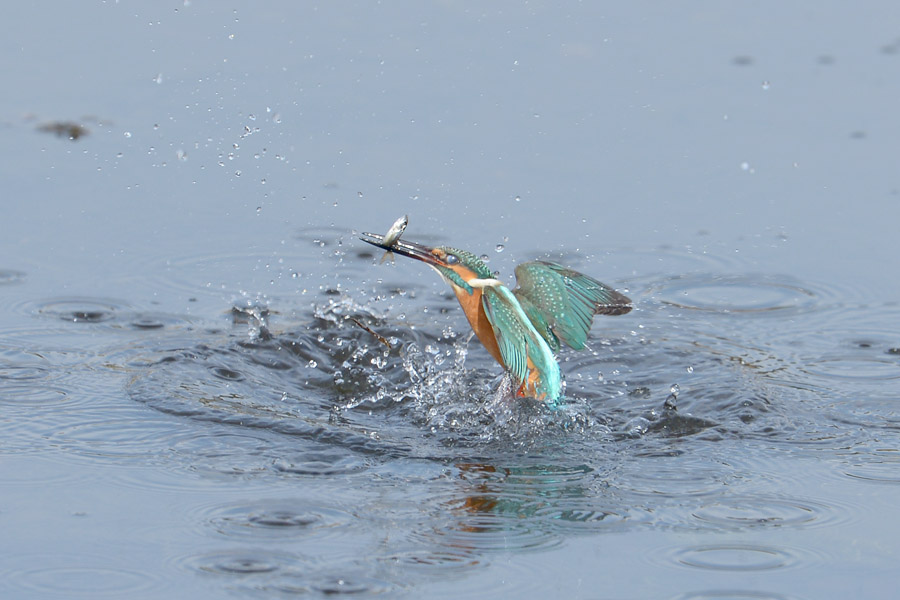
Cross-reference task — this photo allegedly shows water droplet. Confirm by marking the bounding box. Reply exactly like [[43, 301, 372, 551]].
[[514, 196, 521, 202], [479, 254, 490, 262], [761, 80, 771, 90], [495, 244, 505, 253], [670, 383, 680, 395], [234, 170, 242, 177], [176, 149, 187, 161], [625, 417, 650, 437], [664, 393, 678, 411], [686, 365, 694, 374], [124, 131, 132, 138], [307, 359, 317, 368]]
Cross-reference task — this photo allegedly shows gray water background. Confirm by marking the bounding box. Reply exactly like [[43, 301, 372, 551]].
[[2, 2, 900, 598]]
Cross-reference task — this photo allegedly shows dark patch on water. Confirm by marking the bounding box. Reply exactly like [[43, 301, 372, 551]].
[[36, 120, 90, 140]]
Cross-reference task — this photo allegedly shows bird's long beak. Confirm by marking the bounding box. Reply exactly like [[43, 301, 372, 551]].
[[359, 232, 447, 267]]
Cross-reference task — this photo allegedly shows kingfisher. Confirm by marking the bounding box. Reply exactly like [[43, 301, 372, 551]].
[[360, 229, 632, 404]]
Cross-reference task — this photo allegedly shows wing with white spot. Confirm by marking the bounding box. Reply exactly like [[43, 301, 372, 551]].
[[513, 261, 632, 351]]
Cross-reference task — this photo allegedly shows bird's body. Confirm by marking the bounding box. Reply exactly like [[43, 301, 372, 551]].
[[361, 229, 632, 403]]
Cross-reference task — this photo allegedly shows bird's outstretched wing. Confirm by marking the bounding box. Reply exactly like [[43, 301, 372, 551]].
[[513, 261, 632, 352], [481, 285, 561, 401]]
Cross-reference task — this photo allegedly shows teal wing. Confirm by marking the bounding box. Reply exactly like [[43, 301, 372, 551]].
[[513, 261, 632, 351], [481, 285, 561, 401]]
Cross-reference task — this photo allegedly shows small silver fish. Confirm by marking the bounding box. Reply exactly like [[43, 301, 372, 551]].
[[379, 215, 408, 264]]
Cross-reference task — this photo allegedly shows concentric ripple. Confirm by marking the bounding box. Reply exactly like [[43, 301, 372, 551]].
[[667, 543, 798, 572], [24, 297, 130, 323], [0, 384, 69, 406], [647, 274, 820, 314], [305, 572, 396, 596], [166, 431, 286, 479], [762, 304, 900, 385], [196, 498, 354, 540], [45, 412, 194, 460], [691, 495, 840, 530], [5, 554, 159, 597], [116, 312, 192, 331], [841, 452, 900, 485], [0, 364, 52, 382], [619, 461, 733, 498], [184, 549, 302, 576], [801, 357, 900, 381]]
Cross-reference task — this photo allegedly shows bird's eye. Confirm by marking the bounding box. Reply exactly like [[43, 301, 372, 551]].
[[446, 254, 459, 265]]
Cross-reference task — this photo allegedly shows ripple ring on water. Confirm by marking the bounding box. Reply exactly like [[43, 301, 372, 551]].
[[691, 495, 839, 530], [5, 556, 158, 596], [20, 297, 130, 323], [800, 357, 900, 381], [648, 274, 818, 314], [668, 543, 797, 572], [181, 549, 302, 576], [193, 498, 354, 541]]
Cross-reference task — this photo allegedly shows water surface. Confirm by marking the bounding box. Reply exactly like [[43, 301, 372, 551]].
[[2, 2, 899, 599]]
